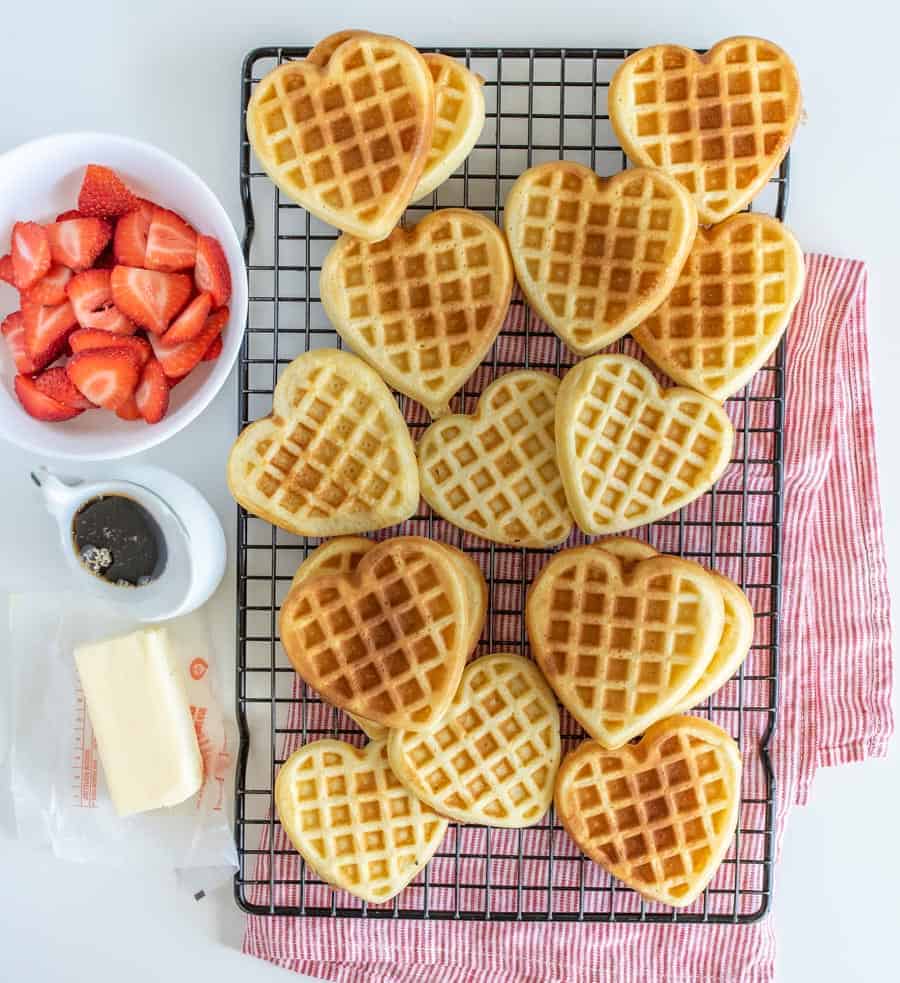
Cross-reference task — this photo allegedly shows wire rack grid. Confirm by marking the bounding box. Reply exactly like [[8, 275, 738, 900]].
[[235, 43, 790, 924]]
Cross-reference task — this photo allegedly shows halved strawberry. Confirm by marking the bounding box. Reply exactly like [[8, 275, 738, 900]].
[[202, 333, 223, 361], [162, 292, 212, 344], [194, 235, 231, 307], [113, 202, 154, 267], [134, 357, 170, 424], [77, 164, 139, 218], [23, 264, 73, 306], [11, 222, 51, 290], [66, 347, 140, 410], [45, 218, 112, 271], [1, 312, 36, 374], [109, 265, 192, 335], [0, 254, 15, 286], [69, 328, 151, 365], [115, 394, 142, 420], [144, 207, 197, 271], [22, 299, 78, 369], [149, 315, 221, 379], [33, 366, 96, 409], [66, 269, 135, 334], [14, 374, 82, 421], [56, 209, 84, 222]]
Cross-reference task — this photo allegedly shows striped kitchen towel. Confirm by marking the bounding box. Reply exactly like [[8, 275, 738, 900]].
[[242, 254, 892, 982]]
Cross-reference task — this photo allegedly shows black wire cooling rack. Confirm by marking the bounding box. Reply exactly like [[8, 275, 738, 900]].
[[235, 44, 790, 924]]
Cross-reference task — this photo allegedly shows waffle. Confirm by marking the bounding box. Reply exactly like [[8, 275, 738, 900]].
[[309, 33, 485, 202], [276, 739, 449, 903], [279, 537, 473, 730], [321, 209, 513, 417], [555, 716, 741, 906], [526, 544, 725, 747], [555, 354, 734, 535], [503, 162, 697, 356], [633, 214, 805, 400], [609, 37, 802, 224], [228, 349, 419, 537], [388, 653, 560, 827], [418, 370, 573, 547], [246, 33, 434, 241]]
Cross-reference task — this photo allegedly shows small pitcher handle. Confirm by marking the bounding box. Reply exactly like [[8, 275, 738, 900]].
[[30, 467, 84, 521]]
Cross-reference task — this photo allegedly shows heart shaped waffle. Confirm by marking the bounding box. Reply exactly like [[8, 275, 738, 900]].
[[321, 208, 513, 416], [610, 37, 802, 224], [276, 739, 449, 903], [418, 370, 573, 546], [280, 537, 472, 730], [389, 653, 561, 827], [526, 545, 725, 747], [227, 349, 418, 536], [555, 355, 734, 535], [632, 214, 805, 400], [246, 34, 434, 241], [503, 162, 697, 356], [555, 717, 741, 906]]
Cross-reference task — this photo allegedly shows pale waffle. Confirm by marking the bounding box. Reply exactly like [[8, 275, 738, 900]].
[[555, 354, 734, 535], [246, 33, 434, 241], [503, 162, 697, 356], [609, 37, 802, 224], [276, 739, 449, 903], [526, 544, 725, 747], [417, 370, 573, 547], [388, 653, 560, 827], [555, 716, 741, 906], [321, 208, 513, 417], [279, 537, 477, 730], [227, 349, 419, 537], [309, 32, 486, 202], [632, 214, 805, 400]]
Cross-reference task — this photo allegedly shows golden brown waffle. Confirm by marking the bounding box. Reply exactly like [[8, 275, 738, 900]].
[[389, 653, 560, 827], [555, 354, 734, 535], [227, 349, 418, 537], [280, 537, 472, 730], [418, 370, 573, 546], [321, 209, 513, 417], [609, 37, 802, 224], [309, 33, 485, 202], [555, 717, 741, 906], [632, 214, 805, 400], [246, 34, 434, 241], [503, 162, 697, 356], [526, 544, 724, 747], [276, 739, 449, 902]]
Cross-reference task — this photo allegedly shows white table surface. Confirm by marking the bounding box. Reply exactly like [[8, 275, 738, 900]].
[[1, 2, 898, 980]]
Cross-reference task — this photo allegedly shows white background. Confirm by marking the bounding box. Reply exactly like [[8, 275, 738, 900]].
[[1, 1, 898, 980]]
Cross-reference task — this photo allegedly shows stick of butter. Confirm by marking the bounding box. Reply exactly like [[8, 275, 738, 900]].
[[74, 627, 204, 817]]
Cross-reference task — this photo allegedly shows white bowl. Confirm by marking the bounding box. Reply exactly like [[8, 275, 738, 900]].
[[0, 131, 247, 460]]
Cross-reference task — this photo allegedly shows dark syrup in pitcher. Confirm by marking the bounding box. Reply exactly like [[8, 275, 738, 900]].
[[72, 495, 166, 587]]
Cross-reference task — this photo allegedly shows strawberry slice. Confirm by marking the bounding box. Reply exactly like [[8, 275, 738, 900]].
[[144, 207, 197, 271], [66, 347, 140, 410], [194, 235, 231, 307], [149, 314, 220, 379], [56, 209, 84, 222], [109, 265, 192, 335], [202, 332, 223, 361], [77, 164, 139, 218], [45, 218, 111, 271], [134, 357, 170, 424], [115, 394, 142, 420], [113, 201, 154, 267], [69, 327, 151, 365], [0, 254, 15, 286], [11, 222, 52, 289], [22, 299, 78, 369], [66, 269, 135, 334], [162, 292, 212, 344], [1, 312, 36, 374], [14, 374, 82, 421], [33, 365, 96, 409], [23, 264, 73, 306]]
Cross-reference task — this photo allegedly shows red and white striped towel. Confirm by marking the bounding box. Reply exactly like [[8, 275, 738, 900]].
[[243, 254, 892, 983]]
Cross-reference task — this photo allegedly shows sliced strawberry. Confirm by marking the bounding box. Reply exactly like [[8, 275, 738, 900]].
[[109, 265, 191, 335], [66, 347, 140, 410], [24, 264, 73, 306], [14, 374, 82, 421], [113, 204, 153, 267], [134, 357, 170, 424], [11, 222, 51, 289], [0, 254, 15, 286], [149, 314, 221, 379], [166, 373, 187, 387], [115, 394, 142, 420], [202, 332, 223, 361], [69, 328, 151, 365], [1, 312, 36, 374], [194, 235, 231, 307], [45, 218, 112, 271], [56, 209, 84, 222], [66, 269, 135, 334], [22, 299, 78, 369], [77, 164, 139, 218], [33, 365, 96, 409], [144, 207, 197, 272], [162, 292, 212, 344]]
